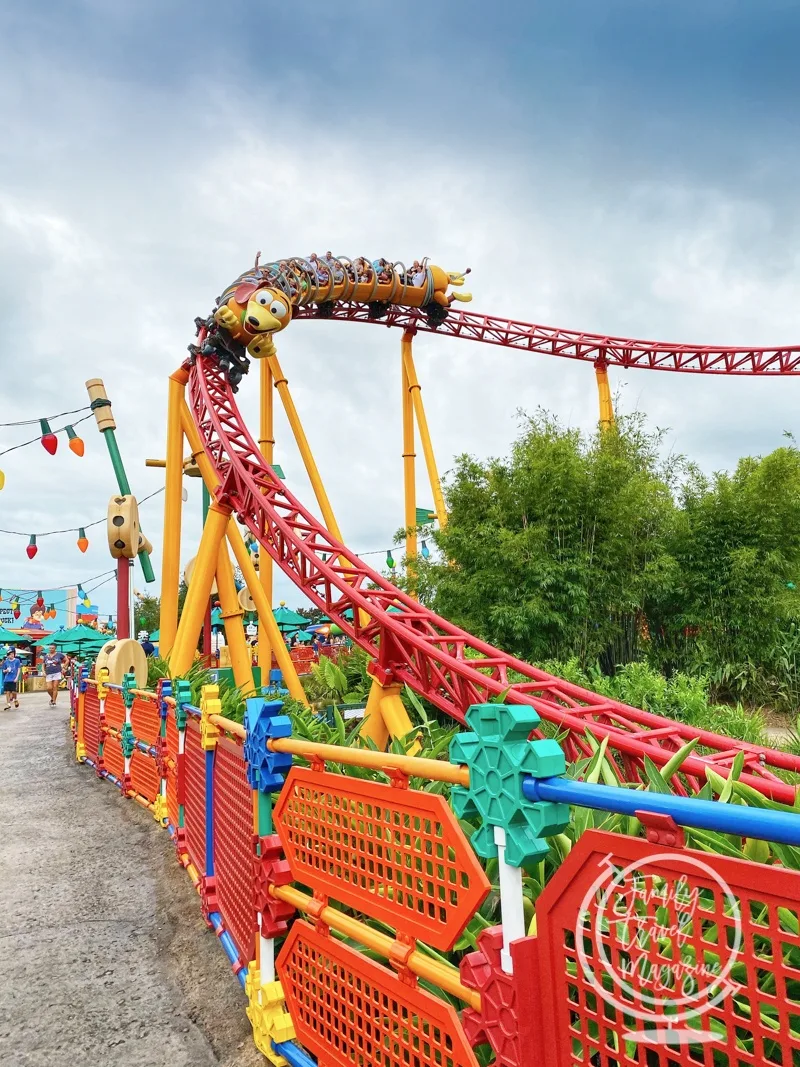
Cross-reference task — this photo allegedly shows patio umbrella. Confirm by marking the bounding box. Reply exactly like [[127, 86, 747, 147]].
[[32, 629, 70, 648], [293, 629, 314, 643], [0, 626, 29, 644], [273, 603, 307, 633]]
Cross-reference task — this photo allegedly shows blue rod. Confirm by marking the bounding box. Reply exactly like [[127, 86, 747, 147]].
[[208, 912, 247, 987], [205, 748, 215, 877], [273, 1041, 317, 1067], [523, 776, 800, 846]]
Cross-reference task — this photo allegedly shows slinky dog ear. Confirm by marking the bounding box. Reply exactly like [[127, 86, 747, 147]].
[[233, 281, 259, 304]]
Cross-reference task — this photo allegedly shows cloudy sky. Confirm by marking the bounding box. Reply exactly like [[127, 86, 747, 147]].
[[2, 1, 799, 620]]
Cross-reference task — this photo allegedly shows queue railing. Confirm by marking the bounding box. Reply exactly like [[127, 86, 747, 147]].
[[71, 674, 800, 1066]]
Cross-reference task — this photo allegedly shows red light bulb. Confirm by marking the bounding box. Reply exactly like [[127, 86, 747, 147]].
[[40, 419, 57, 455], [26, 534, 38, 559]]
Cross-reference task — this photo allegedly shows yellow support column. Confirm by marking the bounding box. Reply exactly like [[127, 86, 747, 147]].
[[216, 541, 256, 695], [595, 361, 615, 430], [360, 677, 418, 752], [170, 502, 230, 676], [258, 359, 274, 681], [227, 527, 309, 706], [160, 368, 189, 657], [177, 400, 308, 705], [267, 350, 344, 542], [402, 335, 417, 584], [402, 338, 447, 529]]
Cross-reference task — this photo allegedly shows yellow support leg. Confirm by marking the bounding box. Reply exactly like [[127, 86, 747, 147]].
[[177, 400, 308, 705], [170, 502, 230, 676], [159, 368, 188, 657], [360, 677, 418, 753], [216, 541, 256, 695], [258, 359, 275, 680], [228, 527, 309, 706], [595, 362, 615, 430], [402, 337, 447, 529], [402, 337, 417, 591]]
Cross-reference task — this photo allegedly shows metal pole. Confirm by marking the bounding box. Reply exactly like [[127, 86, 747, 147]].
[[85, 379, 156, 583], [116, 558, 130, 639]]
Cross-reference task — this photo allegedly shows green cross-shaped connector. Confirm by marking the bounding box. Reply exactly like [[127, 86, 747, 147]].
[[450, 702, 569, 867]]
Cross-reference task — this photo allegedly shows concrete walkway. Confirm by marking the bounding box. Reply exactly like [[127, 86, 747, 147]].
[[0, 692, 261, 1067]]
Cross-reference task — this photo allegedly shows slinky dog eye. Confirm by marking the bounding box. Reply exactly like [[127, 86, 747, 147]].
[[270, 300, 288, 319], [255, 291, 272, 306]]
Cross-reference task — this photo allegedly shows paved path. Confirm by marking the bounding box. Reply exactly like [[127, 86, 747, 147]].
[[0, 692, 261, 1067]]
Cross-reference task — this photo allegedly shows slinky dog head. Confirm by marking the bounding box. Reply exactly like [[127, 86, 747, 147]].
[[232, 282, 292, 336]]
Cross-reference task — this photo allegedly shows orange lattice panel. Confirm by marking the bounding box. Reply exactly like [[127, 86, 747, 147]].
[[104, 689, 125, 729], [212, 739, 256, 965], [273, 768, 490, 950], [535, 829, 800, 1067], [130, 696, 161, 748], [102, 733, 125, 781], [278, 920, 478, 1067], [130, 749, 160, 804], [83, 687, 101, 762]]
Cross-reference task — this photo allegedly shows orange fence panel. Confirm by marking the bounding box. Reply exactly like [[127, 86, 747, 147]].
[[184, 722, 206, 874], [102, 733, 125, 780], [130, 749, 160, 805], [104, 689, 125, 730], [212, 738, 256, 966], [130, 695, 161, 748], [534, 829, 800, 1067], [83, 686, 101, 762], [278, 920, 479, 1067], [273, 767, 490, 950], [164, 710, 179, 831]]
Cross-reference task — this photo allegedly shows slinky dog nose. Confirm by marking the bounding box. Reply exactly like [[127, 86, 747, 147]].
[[248, 315, 260, 326]]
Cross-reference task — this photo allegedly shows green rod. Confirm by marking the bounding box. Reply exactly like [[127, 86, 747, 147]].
[[102, 427, 156, 583]]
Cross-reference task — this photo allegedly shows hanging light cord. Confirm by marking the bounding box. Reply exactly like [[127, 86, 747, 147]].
[[0, 487, 164, 538], [0, 412, 94, 458], [0, 405, 91, 430]]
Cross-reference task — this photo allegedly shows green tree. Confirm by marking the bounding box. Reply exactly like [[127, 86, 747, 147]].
[[419, 412, 678, 669], [133, 582, 188, 635]]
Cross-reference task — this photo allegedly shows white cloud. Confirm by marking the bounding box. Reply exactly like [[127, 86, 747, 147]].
[[2, 53, 800, 620]]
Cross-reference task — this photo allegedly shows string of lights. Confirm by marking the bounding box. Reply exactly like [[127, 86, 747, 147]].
[[0, 405, 91, 429], [0, 487, 164, 558]]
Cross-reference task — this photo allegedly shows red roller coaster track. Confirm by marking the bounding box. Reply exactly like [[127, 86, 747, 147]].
[[294, 302, 800, 374], [189, 353, 800, 804]]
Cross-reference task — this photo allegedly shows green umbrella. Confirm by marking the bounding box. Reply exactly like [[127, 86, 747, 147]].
[[0, 626, 29, 644], [293, 629, 314, 643], [32, 628, 69, 648], [273, 602, 307, 633], [149, 629, 159, 642]]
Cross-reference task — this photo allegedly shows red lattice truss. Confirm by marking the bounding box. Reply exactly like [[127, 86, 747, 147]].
[[212, 739, 256, 966], [188, 357, 800, 802], [293, 302, 800, 375]]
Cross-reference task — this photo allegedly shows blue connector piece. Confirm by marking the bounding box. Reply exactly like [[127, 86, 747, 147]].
[[244, 697, 292, 792], [79, 666, 89, 694], [159, 678, 172, 720]]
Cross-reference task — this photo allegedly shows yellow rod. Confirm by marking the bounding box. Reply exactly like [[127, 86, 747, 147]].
[[267, 736, 470, 786], [227, 526, 309, 706], [170, 502, 231, 675], [210, 712, 246, 739], [272, 884, 480, 1010], [268, 350, 343, 541], [215, 540, 256, 695], [401, 335, 417, 587], [178, 400, 308, 703], [402, 339, 447, 529], [159, 369, 189, 657], [258, 358, 274, 678], [595, 362, 615, 430]]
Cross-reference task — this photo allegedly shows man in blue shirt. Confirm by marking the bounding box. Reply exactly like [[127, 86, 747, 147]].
[[2, 650, 22, 709]]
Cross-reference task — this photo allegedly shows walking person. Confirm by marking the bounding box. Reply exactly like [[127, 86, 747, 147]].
[[43, 644, 65, 707], [2, 649, 22, 710]]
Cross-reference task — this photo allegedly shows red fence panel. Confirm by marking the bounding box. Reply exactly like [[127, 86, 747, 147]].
[[278, 920, 479, 1067], [183, 722, 206, 874], [102, 733, 125, 781], [212, 738, 256, 966], [273, 767, 490, 950], [130, 695, 160, 748], [104, 689, 125, 730], [130, 749, 160, 805], [83, 686, 101, 762], [534, 829, 800, 1067]]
